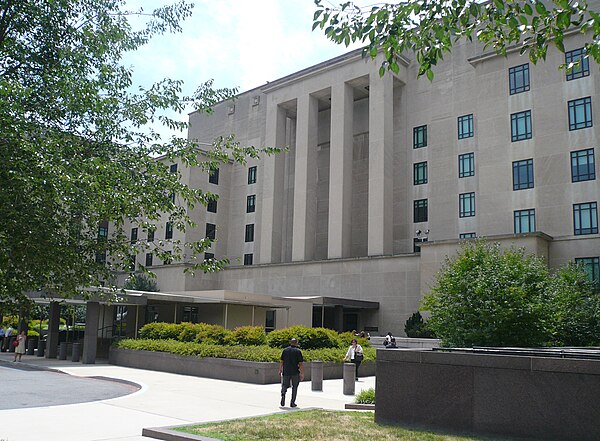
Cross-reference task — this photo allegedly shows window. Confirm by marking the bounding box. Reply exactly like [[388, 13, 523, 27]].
[[204, 252, 214, 261], [165, 222, 173, 239], [459, 192, 475, 218], [509, 63, 530, 95], [170, 191, 175, 204], [170, 164, 178, 173], [265, 310, 276, 333], [458, 114, 473, 139], [575, 257, 600, 288], [164, 251, 172, 265], [130, 227, 138, 243], [414, 199, 428, 223], [568, 97, 593, 130], [413, 125, 427, 149], [207, 199, 217, 213], [145, 253, 153, 267], [182, 306, 199, 323], [573, 202, 598, 235], [243, 253, 253, 265], [514, 209, 536, 234], [95, 252, 106, 264], [248, 166, 257, 184], [511, 110, 532, 141], [458, 153, 475, 178], [460, 232, 477, 239], [571, 149, 596, 182], [98, 221, 108, 239], [413, 162, 427, 185], [206, 223, 216, 240], [247, 195, 256, 213], [209, 168, 219, 184], [147, 229, 155, 242], [245, 224, 254, 242], [513, 159, 534, 190], [566, 48, 590, 81]]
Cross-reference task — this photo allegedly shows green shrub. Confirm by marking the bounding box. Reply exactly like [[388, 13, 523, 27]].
[[404, 312, 435, 338], [267, 326, 340, 349], [193, 323, 233, 345], [178, 322, 205, 342], [139, 322, 182, 340], [224, 326, 267, 346], [27, 330, 39, 338], [355, 388, 375, 404]]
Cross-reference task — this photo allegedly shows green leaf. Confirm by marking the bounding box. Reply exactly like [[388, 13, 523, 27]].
[[426, 69, 434, 82]]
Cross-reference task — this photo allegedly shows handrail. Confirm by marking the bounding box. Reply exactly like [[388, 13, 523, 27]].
[[432, 346, 600, 360]]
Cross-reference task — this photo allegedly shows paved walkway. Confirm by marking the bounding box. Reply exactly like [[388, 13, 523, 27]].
[[0, 351, 375, 441]]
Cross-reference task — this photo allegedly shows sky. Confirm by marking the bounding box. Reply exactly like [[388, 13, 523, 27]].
[[123, 0, 368, 138]]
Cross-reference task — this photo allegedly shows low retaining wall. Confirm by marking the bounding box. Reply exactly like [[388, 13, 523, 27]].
[[109, 348, 375, 384], [375, 349, 600, 441]]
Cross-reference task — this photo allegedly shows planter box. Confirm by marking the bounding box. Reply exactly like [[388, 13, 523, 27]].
[[376, 348, 600, 441], [109, 347, 375, 384]]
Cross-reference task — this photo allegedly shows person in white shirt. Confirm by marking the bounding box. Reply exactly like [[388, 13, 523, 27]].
[[344, 338, 364, 380]]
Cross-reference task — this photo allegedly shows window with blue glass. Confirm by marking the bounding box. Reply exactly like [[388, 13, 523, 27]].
[[459, 192, 475, 217], [458, 152, 475, 178], [413, 161, 427, 185], [571, 149, 596, 182], [207, 199, 217, 213], [413, 125, 427, 149], [573, 202, 598, 235], [575, 257, 600, 289], [459, 232, 477, 239], [511, 110, 532, 141], [512, 159, 534, 190], [457, 114, 473, 139], [566, 48, 590, 81], [414, 199, 428, 223], [509, 63, 530, 95], [514, 209, 536, 234], [568, 97, 592, 130]]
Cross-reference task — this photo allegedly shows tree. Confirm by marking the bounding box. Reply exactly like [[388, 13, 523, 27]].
[[313, 0, 600, 79], [404, 311, 435, 338], [422, 241, 552, 347], [123, 274, 159, 292], [0, 1, 272, 305]]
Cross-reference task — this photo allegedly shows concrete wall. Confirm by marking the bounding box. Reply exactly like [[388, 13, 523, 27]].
[[109, 347, 375, 384], [375, 349, 600, 441]]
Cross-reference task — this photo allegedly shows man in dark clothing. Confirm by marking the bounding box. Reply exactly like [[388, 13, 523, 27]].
[[279, 337, 304, 408]]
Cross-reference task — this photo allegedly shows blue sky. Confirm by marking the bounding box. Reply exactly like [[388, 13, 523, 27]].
[[123, 0, 367, 138]]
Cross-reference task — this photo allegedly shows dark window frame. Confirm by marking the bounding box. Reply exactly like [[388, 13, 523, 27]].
[[458, 152, 475, 178], [414, 199, 428, 223], [145, 253, 153, 267], [413, 125, 427, 149], [509, 63, 530, 95], [568, 97, 593, 131], [566, 47, 590, 81], [514, 209, 536, 234], [458, 114, 474, 139], [459, 232, 477, 239], [247, 194, 256, 213], [459, 192, 476, 218], [512, 159, 535, 190], [511, 110, 532, 141], [206, 223, 216, 240], [209, 168, 219, 185], [245, 224, 254, 242], [130, 227, 138, 243], [207, 199, 217, 213], [243, 253, 253, 265], [413, 161, 428, 185], [248, 166, 257, 184], [573, 202, 598, 235], [165, 222, 173, 240], [571, 148, 596, 182]]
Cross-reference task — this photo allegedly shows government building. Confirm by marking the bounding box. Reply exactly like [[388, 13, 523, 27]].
[[119, 32, 599, 338]]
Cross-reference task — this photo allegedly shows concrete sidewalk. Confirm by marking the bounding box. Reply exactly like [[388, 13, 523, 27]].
[[0, 351, 375, 441]]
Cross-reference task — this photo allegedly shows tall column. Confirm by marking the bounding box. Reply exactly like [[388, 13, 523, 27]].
[[328, 82, 354, 259], [259, 102, 287, 263], [82, 301, 100, 364], [292, 94, 318, 261], [368, 72, 394, 256], [45, 301, 60, 359]]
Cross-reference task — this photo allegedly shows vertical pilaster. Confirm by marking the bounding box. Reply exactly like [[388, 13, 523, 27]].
[[82, 301, 100, 364], [292, 94, 318, 261], [259, 102, 286, 263], [368, 72, 394, 256], [45, 301, 60, 359], [328, 82, 354, 259]]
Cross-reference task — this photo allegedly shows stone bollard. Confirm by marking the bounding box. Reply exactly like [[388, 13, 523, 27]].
[[59, 341, 68, 360], [26, 339, 36, 356], [71, 342, 81, 362], [311, 361, 323, 391], [37, 339, 46, 357], [343, 362, 356, 395]]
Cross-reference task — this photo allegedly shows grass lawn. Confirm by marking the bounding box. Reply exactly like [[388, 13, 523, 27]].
[[175, 409, 494, 441]]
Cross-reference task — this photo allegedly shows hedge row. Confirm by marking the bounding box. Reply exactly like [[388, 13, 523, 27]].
[[113, 338, 376, 363], [138, 322, 371, 349]]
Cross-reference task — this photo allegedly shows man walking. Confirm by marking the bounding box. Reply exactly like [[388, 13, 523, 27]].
[[279, 337, 304, 408]]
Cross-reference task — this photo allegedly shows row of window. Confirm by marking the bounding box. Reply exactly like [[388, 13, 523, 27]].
[[509, 48, 589, 96], [414, 198, 598, 235], [206, 166, 258, 186], [413, 148, 596, 186], [414, 96, 592, 147]]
